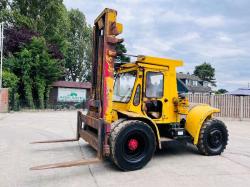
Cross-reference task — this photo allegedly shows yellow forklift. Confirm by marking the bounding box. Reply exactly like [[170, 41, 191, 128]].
[[31, 8, 228, 171]]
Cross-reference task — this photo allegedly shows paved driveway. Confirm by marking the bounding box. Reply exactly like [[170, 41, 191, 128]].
[[0, 111, 250, 187]]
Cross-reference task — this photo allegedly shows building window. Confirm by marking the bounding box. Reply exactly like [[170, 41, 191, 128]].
[[203, 81, 209, 87]]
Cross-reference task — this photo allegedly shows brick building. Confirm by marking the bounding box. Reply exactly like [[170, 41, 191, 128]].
[[0, 88, 8, 112]]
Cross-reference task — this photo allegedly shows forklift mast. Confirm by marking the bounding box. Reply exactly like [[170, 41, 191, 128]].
[[30, 9, 124, 170], [90, 8, 123, 129]]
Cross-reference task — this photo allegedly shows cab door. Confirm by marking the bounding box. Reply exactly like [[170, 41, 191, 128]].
[[142, 69, 169, 123]]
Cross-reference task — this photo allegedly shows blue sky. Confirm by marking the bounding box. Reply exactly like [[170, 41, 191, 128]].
[[64, 0, 250, 91]]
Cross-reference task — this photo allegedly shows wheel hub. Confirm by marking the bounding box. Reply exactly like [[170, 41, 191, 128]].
[[128, 138, 139, 151], [209, 129, 222, 148]]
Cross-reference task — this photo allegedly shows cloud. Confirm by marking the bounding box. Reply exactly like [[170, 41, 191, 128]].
[[217, 33, 233, 42], [128, 32, 201, 58], [195, 15, 225, 28], [160, 11, 226, 28], [223, 80, 250, 85], [191, 42, 247, 58], [63, 0, 250, 91]]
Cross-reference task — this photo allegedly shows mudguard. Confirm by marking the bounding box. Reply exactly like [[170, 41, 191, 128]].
[[115, 110, 161, 148], [185, 104, 220, 145]]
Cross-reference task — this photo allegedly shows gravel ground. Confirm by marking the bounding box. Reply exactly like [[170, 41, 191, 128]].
[[0, 111, 250, 187]]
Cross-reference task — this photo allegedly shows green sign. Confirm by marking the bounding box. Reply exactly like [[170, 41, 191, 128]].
[[58, 88, 86, 102]]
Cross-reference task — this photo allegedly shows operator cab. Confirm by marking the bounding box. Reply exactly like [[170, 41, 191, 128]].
[[113, 68, 163, 119], [112, 56, 183, 123]]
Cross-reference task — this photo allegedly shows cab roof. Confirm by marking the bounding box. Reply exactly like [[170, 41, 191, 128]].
[[120, 56, 183, 69]]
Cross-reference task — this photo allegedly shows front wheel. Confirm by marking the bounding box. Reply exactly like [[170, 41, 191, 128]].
[[197, 119, 228, 155], [110, 120, 156, 171]]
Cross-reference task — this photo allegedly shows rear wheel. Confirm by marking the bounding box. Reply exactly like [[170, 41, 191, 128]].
[[110, 120, 156, 171], [197, 119, 228, 155]]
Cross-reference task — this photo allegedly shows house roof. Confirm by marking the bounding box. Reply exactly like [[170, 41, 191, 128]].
[[228, 88, 250, 96], [51, 81, 91, 89], [177, 73, 211, 93], [177, 79, 212, 93], [177, 73, 201, 81], [186, 85, 212, 93]]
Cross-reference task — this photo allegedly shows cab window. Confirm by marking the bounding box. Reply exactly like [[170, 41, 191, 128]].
[[133, 85, 141, 106], [146, 72, 163, 98], [113, 71, 137, 103]]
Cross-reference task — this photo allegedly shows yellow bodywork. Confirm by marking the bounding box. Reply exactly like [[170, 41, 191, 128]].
[[185, 104, 220, 144], [112, 56, 184, 123], [111, 55, 220, 147]]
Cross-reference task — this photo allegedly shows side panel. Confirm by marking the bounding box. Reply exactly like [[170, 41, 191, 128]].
[[165, 66, 180, 123], [185, 104, 220, 144]]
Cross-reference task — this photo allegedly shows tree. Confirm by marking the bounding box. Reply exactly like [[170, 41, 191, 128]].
[[1, 0, 70, 109], [216, 89, 228, 94], [4, 27, 39, 55], [0, 0, 8, 10], [194, 62, 216, 86], [11, 0, 69, 56], [82, 25, 92, 82], [2, 1, 95, 109], [65, 9, 92, 82], [0, 0, 10, 22], [116, 43, 130, 63], [4, 26, 63, 60], [4, 37, 64, 108], [2, 70, 20, 110]]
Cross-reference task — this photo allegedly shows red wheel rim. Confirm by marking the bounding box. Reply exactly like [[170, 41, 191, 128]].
[[128, 138, 139, 151]]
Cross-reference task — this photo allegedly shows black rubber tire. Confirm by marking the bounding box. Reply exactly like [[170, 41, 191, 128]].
[[110, 118, 126, 135], [110, 120, 156, 171], [197, 119, 228, 156]]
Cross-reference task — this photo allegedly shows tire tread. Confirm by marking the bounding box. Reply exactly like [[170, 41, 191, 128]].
[[197, 118, 228, 155], [110, 120, 155, 170]]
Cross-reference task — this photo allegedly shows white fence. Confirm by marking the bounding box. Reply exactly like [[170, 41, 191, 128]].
[[187, 94, 250, 119]]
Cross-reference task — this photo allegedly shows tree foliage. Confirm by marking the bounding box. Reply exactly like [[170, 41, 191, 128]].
[[0, 0, 8, 10], [4, 26, 64, 59], [11, 0, 69, 57], [65, 9, 92, 82], [0, 0, 11, 22], [116, 43, 130, 63], [4, 37, 63, 108], [215, 89, 228, 94], [2, 70, 20, 110], [1, 1, 94, 109], [1, 1, 126, 109], [4, 27, 39, 55], [194, 62, 216, 86]]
